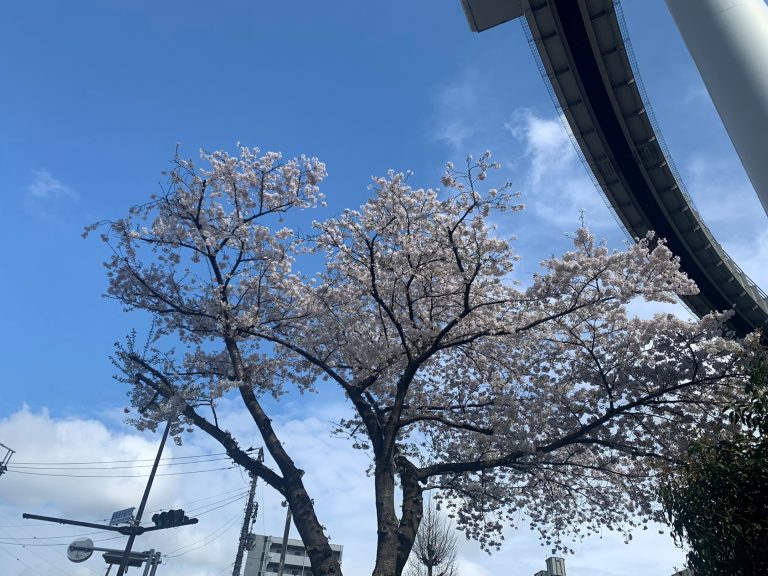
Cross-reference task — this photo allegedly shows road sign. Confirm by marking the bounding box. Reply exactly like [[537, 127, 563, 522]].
[[67, 538, 94, 563], [103, 550, 148, 567], [109, 507, 135, 526]]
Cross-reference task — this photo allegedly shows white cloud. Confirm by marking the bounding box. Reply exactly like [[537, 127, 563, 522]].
[[0, 401, 379, 576], [0, 402, 692, 576], [0, 407, 158, 514], [683, 155, 763, 230], [683, 82, 709, 105], [432, 72, 482, 152], [26, 171, 77, 201], [722, 226, 768, 296], [677, 153, 768, 294], [504, 109, 618, 231], [24, 171, 79, 220], [0, 385, 364, 574], [0, 407, 251, 576], [429, 71, 523, 165]]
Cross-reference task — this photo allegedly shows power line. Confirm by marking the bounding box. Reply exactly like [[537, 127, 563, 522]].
[[187, 492, 249, 516], [1, 494, 247, 549], [0, 529, 112, 541], [9, 455, 232, 470], [148, 489, 249, 518], [172, 485, 252, 507], [0, 487, 251, 529], [0, 513, 74, 560], [10, 451, 231, 466], [6, 465, 236, 478], [216, 561, 238, 576], [172, 487, 246, 506], [0, 522, 73, 575], [165, 512, 243, 558], [0, 534, 125, 547], [0, 543, 48, 576]]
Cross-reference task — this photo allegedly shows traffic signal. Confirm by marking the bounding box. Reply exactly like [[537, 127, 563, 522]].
[[151, 511, 168, 528], [151, 509, 196, 529]]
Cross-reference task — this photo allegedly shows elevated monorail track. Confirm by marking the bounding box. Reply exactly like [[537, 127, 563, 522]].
[[462, 0, 768, 337]]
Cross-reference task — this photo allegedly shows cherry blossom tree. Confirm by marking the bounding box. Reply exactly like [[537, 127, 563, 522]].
[[92, 145, 753, 576], [91, 146, 342, 575]]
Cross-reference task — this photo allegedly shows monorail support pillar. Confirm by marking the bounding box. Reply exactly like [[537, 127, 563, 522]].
[[666, 0, 768, 217]]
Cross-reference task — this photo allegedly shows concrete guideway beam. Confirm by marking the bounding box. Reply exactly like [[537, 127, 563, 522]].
[[460, 0, 768, 336]]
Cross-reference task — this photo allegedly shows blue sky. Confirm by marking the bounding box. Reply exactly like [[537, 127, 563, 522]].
[[1, 2, 766, 576]]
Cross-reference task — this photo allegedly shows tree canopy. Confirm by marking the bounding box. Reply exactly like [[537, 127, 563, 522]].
[[90, 145, 753, 576]]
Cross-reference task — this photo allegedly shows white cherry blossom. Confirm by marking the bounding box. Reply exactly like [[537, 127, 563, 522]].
[[94, 146, 753, 576]]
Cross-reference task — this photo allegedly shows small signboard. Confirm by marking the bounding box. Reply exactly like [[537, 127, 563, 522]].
[[102, 550, 148, 567], [109, 507, 135, 526]]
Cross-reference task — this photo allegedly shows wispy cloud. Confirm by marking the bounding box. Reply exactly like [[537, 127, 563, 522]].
[[0, 406, 254, 576], [24, 170, 79, 219], [679, 153, 768, 292], [504, 108, 617, 231], [0, 397, 689, 576], [433, 74, 481, 151], [430, 71, 519, 161], [683, 81, 709, 104], [721, 226, 768, 295], [27, 170, 77, 200], [683, 155, 762, 230]]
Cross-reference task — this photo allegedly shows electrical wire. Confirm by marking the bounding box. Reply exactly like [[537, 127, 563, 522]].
[[141, 486, 250, 517], [164, 512, 242, 558], [10, 451, 231, 466], [171, 485, 251, 507], [0, 487, 251, 531], [9, 455, 231, 471], [0, 543, 49, 576], [0, 529, 113, 541], [4, 492, 248, 546], [0, 534, 125, 547], [0, 514, 74, 556], [5, 465, 236, 478], [0, 458, 255, 573], [0, 519, 73, 575], [214, 561, 237, 576], [185, 492, 248, 516]]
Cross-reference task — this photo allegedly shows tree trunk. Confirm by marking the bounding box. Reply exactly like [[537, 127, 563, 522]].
[[372, 461, 400, 576], [395, 456, 423, 576], [230, 339, 341, 576], [371, 455, 425, 576], [282, 469, 343, 576]]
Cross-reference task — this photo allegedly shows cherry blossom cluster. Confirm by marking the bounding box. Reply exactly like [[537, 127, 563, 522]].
[[94, 145, 754, 569]]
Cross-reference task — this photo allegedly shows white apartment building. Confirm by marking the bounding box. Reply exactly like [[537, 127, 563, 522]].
[[242, 534, 343, 576]]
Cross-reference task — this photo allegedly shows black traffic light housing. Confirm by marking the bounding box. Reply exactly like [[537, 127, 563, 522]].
[[151, 509, 197, 530]]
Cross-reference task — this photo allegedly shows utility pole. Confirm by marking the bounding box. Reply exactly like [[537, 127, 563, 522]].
[[0, 443, 14, 477], [115, 419, 172, 576], [232, 448, 263, 576], [276, 502, 292, 576]]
